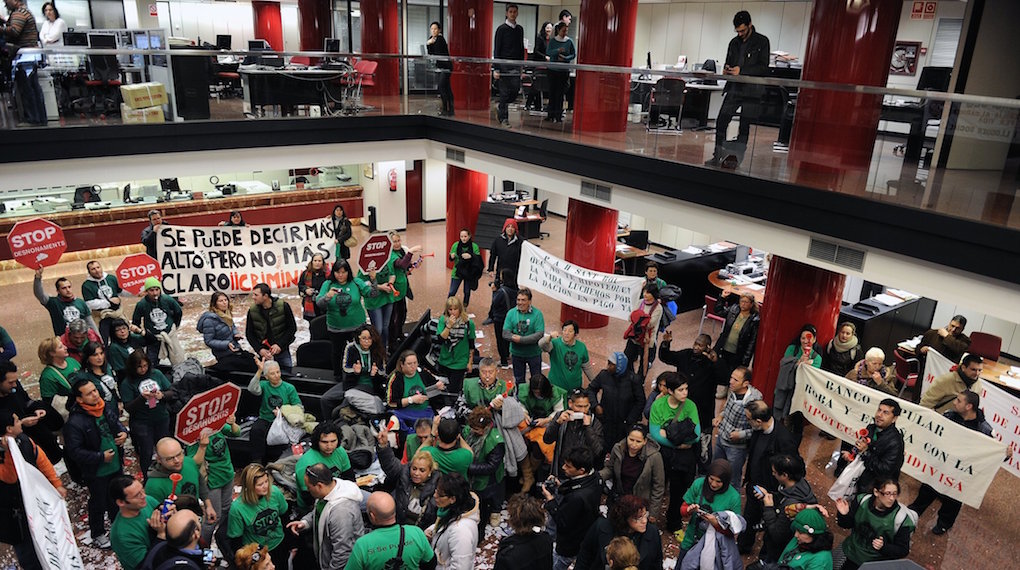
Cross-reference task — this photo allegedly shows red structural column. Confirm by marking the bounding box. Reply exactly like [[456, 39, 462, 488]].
[[297, 0, 331, 57], [753, 256, 845, 405], [560, 198, 618, 328], [360, 0, 400, 97], [446, 166, 489, 270], [447, 0, 493, 111], [251, 1, 284, 52], [573, 0, 638, 133], [788, 0, 902, 194]]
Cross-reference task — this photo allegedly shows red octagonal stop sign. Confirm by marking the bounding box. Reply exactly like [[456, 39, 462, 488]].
[[358, 233, 393, 273], [175, 383, 241, 445], [117, 253, 162, 295], [7, 218, 67, 269]]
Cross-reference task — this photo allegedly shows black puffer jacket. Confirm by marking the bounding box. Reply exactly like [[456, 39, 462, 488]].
[[487, 233, 522, 286], [494, 531, 553, 570], [574, 517, 663, 570], [856, 422, 905, 494], [713, 306, 760, 367], [377, 444, 439, 529], [63, 400, 127, 478], [545, 472, 602, 557]]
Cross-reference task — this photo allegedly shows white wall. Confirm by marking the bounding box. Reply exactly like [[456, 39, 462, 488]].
[[422, 159, 447, 222], [931, 303, 1020, 358], [157, 0, 300, 50], [362, 161, 408, 232], [632, 1, 812, 71], [886, 0, 967, 90]]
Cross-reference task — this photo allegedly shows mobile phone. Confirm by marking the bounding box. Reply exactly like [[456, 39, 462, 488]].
[[571, 412, 585, 420], [202, 549, 215, 563], [753, 485, 766, 496]]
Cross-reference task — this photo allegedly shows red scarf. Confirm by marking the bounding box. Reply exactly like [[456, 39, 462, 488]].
[[79, 398, 106, 418]]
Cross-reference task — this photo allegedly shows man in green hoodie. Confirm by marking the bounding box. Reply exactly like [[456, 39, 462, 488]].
[[82, 260, 125, 343], [131, 277, 182, 364]]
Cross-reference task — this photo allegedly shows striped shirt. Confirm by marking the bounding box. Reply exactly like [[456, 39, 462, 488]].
[[2, 5, 40, 48], [717, 385, 763, 448]]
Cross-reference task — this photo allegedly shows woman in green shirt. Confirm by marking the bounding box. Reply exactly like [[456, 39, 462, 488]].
[[775, 324, 823, 444], [247, 357, 302, 463], [358, 258, 397, 354], [76, 341, 120, 409], [447, 229, 482, 307], [37, 336, 79, 412], [106, 318, 149, 378], [120, 350, 174, 477], [387, 350, 436, 434], [342, 323, 388, 394], [437, 296, 476, 394], [387, 231, 422, 348], [228, 463, 291, 563], [647, 372, 700, 534], [316, 259, 372, 380], [676, 459, 742, 558], [518, 374, 566, 492]]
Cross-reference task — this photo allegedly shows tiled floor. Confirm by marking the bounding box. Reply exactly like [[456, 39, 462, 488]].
[[1, 216, 1016, 568]]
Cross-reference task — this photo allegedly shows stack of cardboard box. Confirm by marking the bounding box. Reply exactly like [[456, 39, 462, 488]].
[[119, 82, 168, 124]]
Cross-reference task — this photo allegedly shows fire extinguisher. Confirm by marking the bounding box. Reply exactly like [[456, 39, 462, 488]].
[[388, 169, 398, 192]]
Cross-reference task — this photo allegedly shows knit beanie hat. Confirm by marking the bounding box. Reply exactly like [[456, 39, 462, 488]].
[[502, 218, 519, 233], [790, 508, 827, 535], [143, 277, 162, 291]]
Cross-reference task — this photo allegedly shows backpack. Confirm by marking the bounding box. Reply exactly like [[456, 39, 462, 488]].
[[656, 285, 681, 332], [382, 525, 406, 570], [624, 310, 651, 342]]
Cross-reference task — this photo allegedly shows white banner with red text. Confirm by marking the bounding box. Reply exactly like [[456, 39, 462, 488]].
[[791, 365, 1007, 508], [979, 383, 1020, 480], [518, 241, 645, 321], [155, 217, 334, 294], [921, 348, 955, 395]]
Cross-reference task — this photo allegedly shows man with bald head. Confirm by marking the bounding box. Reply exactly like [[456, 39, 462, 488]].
[[145, 437, 216, 525], [138, 509, 206, 569], [346, 492, 437, 570]]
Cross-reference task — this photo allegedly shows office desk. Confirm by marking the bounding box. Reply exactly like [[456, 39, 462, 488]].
[[898, 342, 1019, 394], [682, 82, 725, 127], [881, 102, 926, 161], [840, 296, 936, 363], [515, 214, 544, 240], [241, 67, 351, 111], [616, 244, 649, 275], [512, 199, 540, 209], [707, 269, 765, 304], [645, 247, 737, 312]]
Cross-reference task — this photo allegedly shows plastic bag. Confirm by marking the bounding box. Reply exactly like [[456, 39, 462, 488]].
[[266, 412, 305, 446], [827, 456, 866, 501]]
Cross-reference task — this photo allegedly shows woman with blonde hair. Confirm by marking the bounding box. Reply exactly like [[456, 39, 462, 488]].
[[235, 543, 276, 570], [606, 537, 640, 570], [227, 464, 290, 563], [387, 230, 422, 347], [38, 336, 79, 410], [437, 296, 476, 394], [377, 428, 441, 528]]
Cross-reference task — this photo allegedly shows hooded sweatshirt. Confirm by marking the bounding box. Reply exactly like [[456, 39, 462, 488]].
[[82, 272, 123, 312], [761, 478, 819, 561], [487, 219, 523, 285], [298, 478, 366, 569], [428, 493, 481, 570]]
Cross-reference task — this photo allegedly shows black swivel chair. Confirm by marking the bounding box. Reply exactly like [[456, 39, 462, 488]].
[[648, 78, 686, 132], [537, 199, 550, 239], [85, 55, 122, 115]]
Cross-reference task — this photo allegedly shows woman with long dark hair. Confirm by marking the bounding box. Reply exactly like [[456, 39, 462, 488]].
[[774, 323, 822, 442], [448, 229, 483, 307], [600, 425, 665, 520], [330, 204, 354, 262], [777, 509, 834, 569], [120, 350, 174, 477], [299, 253, 329, 322], [317, 259, 371, 380], [426, 472, 480, 570], [343, 323, 387, 393], [198, 292, 256, 373], [427, 21, 454, 115], [76, 341, 119, 408], [525, 21, 553, 113], [575, 495, 663, 570]]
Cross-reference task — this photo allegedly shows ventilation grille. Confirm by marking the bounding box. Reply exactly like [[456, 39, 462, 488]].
[[580, 180, 612, 201], [807, 238, 866, 271], [445, 147, 465, 163]]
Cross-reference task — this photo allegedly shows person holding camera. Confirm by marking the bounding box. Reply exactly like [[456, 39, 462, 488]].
[[543, 388, 604, 478], [541, 447, 602, 570], [317, 261, 372, 380]]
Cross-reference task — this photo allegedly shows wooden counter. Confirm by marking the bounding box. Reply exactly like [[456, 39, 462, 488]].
[[0, 186, 363, 260]]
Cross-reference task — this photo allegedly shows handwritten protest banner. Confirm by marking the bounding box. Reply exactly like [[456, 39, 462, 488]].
[[921, 348, 954, 394], [8, 436, 84, 570], [517, 241, 644, 321], [792, 365, 1007, 508], [156, 217, 334, 294], [980, 383, 1020, 480]]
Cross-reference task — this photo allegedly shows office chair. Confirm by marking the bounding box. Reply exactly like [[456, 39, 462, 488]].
[[968, 332, 1002, 361], [343, 59, 378, 113], [83, 54, 122, 116], [72, 185, 102, 209], [296, 340, 333, 370], [647, 78, 685, 133], [698, 295, 726, 336], [894, 350, 920, 401], [537, 199, 550, 240]]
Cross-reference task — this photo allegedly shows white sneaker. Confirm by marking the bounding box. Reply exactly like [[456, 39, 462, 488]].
[[93, 534, 112, 549]]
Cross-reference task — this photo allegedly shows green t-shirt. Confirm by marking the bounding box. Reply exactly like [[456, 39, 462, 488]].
[[145, 456, 203, 502], [405, 434, 424, 460], [519, 383, 567, 419], [679, 476, 742, 549], [546, 337, 590, 391], [420, 445, 473, 477], [346, 524, 435, 570], [43, 295, 90, 336], [648, 396, 701, 448], [186, 423, 239, 489], [120, 370, 172, 424], [227, 486, 289, 550], [318, 278, 371, 332], [388, 372, 429, 411], [358, 262, 395, 311], [389, 249, 410, 301], [257, 380, 301, 422], [107, 335, 144, 373], [40, 359, 80, 400], [462, 377, 508, 410], [463, 426, 504, 490], [437, 316, 476, 370], [294, 447, 352, 508], [778, 539, 835, 570], [504, 307, 545, 358], [110, 496, 160, 570], [449, 241, 481, 280], [95, 415, 121, 477]]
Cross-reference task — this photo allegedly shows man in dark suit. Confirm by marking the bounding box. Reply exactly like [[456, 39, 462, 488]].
[[493, 3, 525, 127], [738, 399, 799, 554]]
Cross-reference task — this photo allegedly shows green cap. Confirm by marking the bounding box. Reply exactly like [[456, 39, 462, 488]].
[[790, 509, 827, 535], [143, 277, 162, 291]]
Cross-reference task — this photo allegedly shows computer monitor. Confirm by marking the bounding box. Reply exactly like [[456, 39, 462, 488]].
[[133, 32, 150, 49], [324, 38, 341, 53], [917, 66, 952, 92], [248, 39, 269, 52], [159, 178, 181, 193], [735, 244, 749, 263], [88, 34, 117, 49], [623, 230, 650, 250], [216, 34, 232, 50], [64, 31, 88, 46]]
